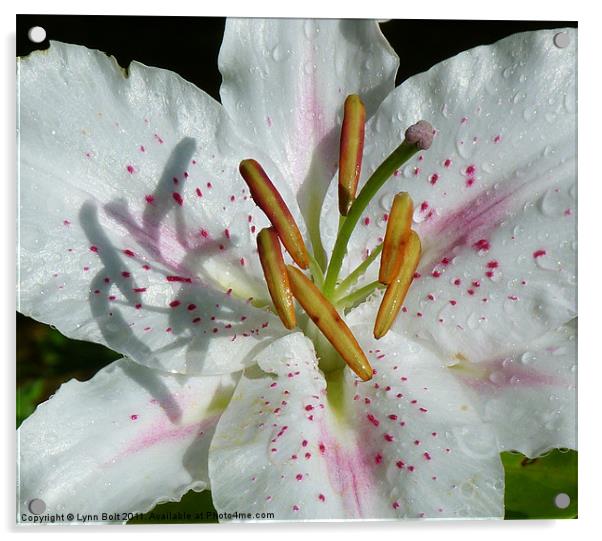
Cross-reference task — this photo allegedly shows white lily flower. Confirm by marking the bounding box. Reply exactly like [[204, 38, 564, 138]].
[[17, 19, 576, 521]]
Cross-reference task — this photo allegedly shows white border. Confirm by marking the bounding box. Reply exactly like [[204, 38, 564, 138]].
[[3, 1, 598, 540]]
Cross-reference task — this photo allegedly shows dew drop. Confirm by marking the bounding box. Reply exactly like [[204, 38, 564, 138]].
[[466, 312, 480, 330], [402, 165, 414, 178], [481, 161, 495, 174], [271, 43, 290, 63], [456, 138, 476, 160], [303, 20, 313, 39], [523, 106, 537, 122], [539, 188, 566, 217], [563, 91, 576, 114], [512, 91, 526, 104], [379, 193, 393, 212], [488, 370, 506, 385]]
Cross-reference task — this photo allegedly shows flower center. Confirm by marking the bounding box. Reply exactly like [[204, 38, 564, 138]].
[[239, 95, 433, 382]]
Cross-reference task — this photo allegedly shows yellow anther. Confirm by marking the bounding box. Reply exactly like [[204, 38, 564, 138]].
[[287, 265, 373, 381], [378, 192, 413, 284], [374, 231, 421, 339], [338, 95, 366, 216], [257, 227, 296, 330], [240, 159, 309, 269]]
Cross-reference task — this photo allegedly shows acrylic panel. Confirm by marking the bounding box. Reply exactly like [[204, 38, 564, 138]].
[[16, 16, 577, 524]]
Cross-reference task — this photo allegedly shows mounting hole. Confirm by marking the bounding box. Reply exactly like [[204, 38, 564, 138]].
[[28, 26, 47, 44], [554, 492, 570, 509], [28, 498, 46, 515], [553, 32, 570, 49]]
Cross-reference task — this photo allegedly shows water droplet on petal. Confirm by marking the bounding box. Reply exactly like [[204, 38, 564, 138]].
[[523, 106, 537, 122], [512, 91, 526, 104]]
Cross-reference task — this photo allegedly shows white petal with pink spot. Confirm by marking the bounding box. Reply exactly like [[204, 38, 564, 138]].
[[18, 358, 237, 521], [320, 28, 576, 287], [451, 321, 576, 457], [219, 19, 399, 258], [17, 42, 304, 374], [209, 332, 503, 519]]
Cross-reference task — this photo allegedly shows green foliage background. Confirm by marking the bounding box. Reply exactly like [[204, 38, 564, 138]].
[[17, 313, 577, 521]]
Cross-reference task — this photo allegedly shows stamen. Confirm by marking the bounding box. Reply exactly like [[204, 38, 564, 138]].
[[240, 159, 309, 269], [257, 227, 296, 330], [287, 265, 373, 381], [338, 94, 366, 216], [379, 192, 413, 284], [374, 231, 421, 339]]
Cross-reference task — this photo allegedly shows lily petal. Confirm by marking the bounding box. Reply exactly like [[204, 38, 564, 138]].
[[450, 321, 577, 457], [18, 358, 237, 522], [219, 19, 398, 260], [209, 332, 503, 519], [18, 41, 292, 375], [320, 28, 576, 286]]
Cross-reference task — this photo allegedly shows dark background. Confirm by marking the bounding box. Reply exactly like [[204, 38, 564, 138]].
[[17, 16, 577, 103]]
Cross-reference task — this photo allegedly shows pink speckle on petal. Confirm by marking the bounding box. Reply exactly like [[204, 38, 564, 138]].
[[130, 414, 138, 421], [473, 239, 490, 252], [126, 165, 135, 174], [367, 414, 380, 427], [533, 249, 547, 258], [166, 276, 192, 283], [172, 192, 183, 206]]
